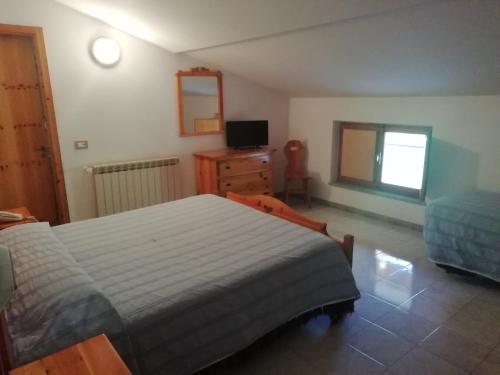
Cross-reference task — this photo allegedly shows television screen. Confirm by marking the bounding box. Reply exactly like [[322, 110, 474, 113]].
[[226, 121, 268, 148]]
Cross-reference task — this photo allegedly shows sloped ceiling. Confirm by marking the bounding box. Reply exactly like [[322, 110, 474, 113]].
[[55, 0, 500, 96]]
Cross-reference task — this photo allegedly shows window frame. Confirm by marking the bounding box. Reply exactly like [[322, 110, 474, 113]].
[[336, 122, 432, 201]]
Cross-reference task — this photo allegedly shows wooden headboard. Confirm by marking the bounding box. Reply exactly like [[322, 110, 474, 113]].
[[226, 192, 353, 267]]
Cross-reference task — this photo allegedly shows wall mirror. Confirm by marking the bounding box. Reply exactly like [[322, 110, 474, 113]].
[[176, 67, 224, 136]]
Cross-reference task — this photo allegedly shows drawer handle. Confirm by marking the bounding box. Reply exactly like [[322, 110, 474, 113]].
[[263, 177, 268, 180], [226, 183, 232, 187], [262, 160, 268, 164], [225, 166, 231, 169]]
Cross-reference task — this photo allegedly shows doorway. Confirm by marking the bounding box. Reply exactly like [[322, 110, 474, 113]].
[[0, 24, 68, 224]]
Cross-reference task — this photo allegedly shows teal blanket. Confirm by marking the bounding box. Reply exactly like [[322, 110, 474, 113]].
[[424, 190, 500, 282]]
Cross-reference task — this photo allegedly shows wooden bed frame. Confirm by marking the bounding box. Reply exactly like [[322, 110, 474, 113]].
[[226, 192, 354, 267], [0, 314, 10, 375], [0, 194, 355, 374]]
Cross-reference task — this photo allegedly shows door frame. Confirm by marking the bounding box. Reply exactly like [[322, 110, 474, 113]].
[[0, 23, 69, 224]]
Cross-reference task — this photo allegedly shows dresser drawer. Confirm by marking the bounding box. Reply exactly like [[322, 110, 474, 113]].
[[225, 182, 273, 196], [219, 171, 272, 193], [219, 155, 271, 177], [236, 188, 272, 196]]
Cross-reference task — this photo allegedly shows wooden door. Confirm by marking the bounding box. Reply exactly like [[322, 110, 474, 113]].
[[0, 32, 63, 224]]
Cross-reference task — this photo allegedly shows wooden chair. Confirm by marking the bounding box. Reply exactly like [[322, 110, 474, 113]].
[[283, 140, 312, 207]]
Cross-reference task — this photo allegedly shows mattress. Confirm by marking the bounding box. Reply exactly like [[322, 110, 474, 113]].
[[1, 194, 359, 374], [424, 190, 500, 282]]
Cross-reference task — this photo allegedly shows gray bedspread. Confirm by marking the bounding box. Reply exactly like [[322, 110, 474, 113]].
[[1, 194, 359, 374], [0, 223, 135, 369], [424, 190, 500, 282]]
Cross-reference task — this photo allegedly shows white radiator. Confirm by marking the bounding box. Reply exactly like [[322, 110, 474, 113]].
[[86, 157, 181, 217]]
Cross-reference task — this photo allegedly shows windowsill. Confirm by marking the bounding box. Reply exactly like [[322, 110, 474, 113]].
[[330, 181, 427, 206]]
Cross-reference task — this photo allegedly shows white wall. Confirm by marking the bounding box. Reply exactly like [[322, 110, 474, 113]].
[[289, 96, 500, 225], [0, 0, 289, 221]]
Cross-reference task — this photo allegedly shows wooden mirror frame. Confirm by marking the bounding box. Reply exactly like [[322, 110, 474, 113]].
[[176, 67, 224, 137]]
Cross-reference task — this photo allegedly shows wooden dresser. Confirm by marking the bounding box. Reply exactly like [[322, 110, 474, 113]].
[[193, 148, 275, 196]]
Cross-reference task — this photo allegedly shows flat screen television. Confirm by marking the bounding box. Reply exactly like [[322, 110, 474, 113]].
[[226, 120, 268, 148]]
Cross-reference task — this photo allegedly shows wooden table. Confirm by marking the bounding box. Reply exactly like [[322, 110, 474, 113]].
[[0, 207, 35, 230], [9, 335, 132, 375]]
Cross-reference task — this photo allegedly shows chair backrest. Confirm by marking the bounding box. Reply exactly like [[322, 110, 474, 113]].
[[284, 140, 306, 175]]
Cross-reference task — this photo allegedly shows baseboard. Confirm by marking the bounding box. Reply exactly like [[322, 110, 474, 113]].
[[274, 191, 423, 231], [311, 196, 423, 232]]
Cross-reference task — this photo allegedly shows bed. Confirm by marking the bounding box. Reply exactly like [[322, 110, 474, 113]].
[[424, 190, 500, 282], [0, 194, 359, 375]]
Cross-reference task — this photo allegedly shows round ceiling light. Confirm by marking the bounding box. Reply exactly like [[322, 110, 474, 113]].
[[91, 37, 121, 67]]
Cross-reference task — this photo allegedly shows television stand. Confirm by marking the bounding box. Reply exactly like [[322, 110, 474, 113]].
[[193, 147, 276, 196]]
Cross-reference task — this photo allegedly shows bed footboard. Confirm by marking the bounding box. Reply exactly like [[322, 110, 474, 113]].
[[226, 192, 354, 267], [331, 234, 353, 268]]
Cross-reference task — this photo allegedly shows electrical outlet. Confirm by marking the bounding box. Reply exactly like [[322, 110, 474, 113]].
[[74, 140, 88, 150]]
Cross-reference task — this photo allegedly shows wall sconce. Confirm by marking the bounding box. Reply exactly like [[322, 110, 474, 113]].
[[90, 37, 121, 67]]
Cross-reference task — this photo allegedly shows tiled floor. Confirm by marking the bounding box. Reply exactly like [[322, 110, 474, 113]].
[[202, 203, 500, 374]]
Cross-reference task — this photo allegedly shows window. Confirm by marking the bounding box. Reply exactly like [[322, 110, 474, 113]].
[[336, 122, 432, 200]]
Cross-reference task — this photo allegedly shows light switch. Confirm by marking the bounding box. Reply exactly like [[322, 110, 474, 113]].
[[74, 140, 88, 150]]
